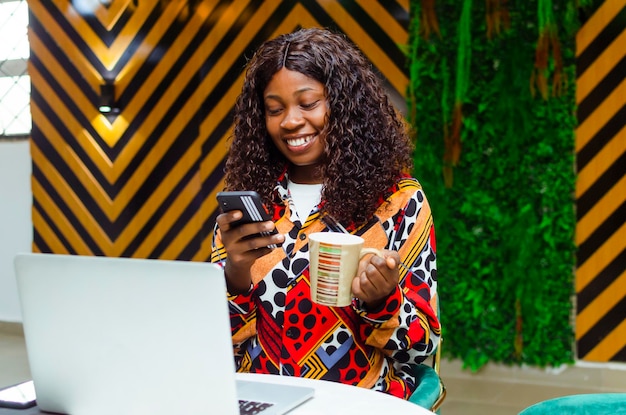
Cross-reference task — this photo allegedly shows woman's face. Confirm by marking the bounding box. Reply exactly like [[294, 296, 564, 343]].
[[263, 68, 328, 184]]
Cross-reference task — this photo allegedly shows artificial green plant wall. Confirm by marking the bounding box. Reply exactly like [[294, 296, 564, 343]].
[[407, 0, 580, 370]]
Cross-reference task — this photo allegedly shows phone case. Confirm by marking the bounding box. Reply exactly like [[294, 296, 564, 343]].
[[216, 191, 280, 246], [217, 191, 273, 226]]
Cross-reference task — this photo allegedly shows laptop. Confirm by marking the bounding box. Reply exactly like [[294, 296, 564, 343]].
[[14, 253, 314, 415]]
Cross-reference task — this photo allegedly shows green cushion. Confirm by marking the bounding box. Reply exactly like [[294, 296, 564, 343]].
[[518, 393, 626, 415], [408, 364, 442, 410]]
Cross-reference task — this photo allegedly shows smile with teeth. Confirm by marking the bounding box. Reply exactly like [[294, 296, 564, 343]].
[[286, 135, 315, 148]]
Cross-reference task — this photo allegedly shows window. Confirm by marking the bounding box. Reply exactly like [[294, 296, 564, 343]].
[[0, 0, 30, 138]]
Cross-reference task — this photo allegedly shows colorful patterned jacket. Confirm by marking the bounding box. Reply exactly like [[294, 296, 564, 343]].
[[211, 172, 440, 399]]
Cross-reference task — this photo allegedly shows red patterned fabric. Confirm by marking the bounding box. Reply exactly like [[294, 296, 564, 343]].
[[211, 174, 440, 399]]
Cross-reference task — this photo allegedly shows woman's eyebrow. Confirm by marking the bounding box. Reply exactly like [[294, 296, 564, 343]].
[[264, 87, 321, 100]]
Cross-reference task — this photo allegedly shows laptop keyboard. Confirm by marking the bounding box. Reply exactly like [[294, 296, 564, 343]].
[[239, 399, 274, 415]]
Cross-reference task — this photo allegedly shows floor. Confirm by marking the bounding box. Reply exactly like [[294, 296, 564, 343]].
[[2, 322, 625, 415]]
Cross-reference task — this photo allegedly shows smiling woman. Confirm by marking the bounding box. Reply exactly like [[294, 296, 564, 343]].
[[263, 68, 328, 184], [0, 0, 30, 138], [222, 27, 415, 226], [211, 27, 441, 402]]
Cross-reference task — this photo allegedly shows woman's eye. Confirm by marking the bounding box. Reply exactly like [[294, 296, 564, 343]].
[[266, 107, 282, 115], [301, 100, 319, 110]]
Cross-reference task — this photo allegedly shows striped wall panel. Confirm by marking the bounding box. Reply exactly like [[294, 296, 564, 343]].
[[28, 0, 410, 262], [575, 0, 626, 363]]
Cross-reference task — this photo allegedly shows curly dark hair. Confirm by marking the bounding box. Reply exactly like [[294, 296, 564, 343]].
[[224, 27, 413, 225]]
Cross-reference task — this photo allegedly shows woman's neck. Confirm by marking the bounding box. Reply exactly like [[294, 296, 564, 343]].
[[288, 165, 323, 184]]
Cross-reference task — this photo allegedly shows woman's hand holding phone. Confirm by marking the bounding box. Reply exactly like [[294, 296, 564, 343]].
[[216, 191, 285, 294]]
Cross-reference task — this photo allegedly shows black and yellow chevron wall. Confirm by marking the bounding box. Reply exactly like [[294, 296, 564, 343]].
[[28, 0, 410, 261], [27, 0, 626, 363], [575, 0, 626, 363]]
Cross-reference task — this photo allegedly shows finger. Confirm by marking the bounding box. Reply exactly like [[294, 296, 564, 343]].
[[363, 264, 386, 292], [356, 266, 382, 298], [370, 253, 400, 280], [364, 255, 391, 279], [377, 250, 399, 269], [231, 221, 274, 242], [354, 253, 399, 302], [366, 261, 399, 297], [356, 254, 372, 274], [255, 232, 285, 249], [351, 271, 368, 299], [357, 251, 386, 277], [229, 243, 274, 265], [249, 245, 274, 258], [228, 210, 243, 222], [216, 210, 243, 230]]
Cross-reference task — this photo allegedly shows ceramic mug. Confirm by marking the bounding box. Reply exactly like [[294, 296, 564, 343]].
[[308, 232, 382, 307]]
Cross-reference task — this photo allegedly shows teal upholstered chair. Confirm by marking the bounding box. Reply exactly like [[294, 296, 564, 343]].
[[408, 293, 446, 413], [408, 343, 446, 412], [518, 393, 626, 415]]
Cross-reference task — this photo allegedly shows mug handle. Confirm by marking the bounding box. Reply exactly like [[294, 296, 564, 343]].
[[360, 248, 384, 258]]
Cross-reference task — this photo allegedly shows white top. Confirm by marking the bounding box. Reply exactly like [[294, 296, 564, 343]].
[[288, 180, 322, 221]]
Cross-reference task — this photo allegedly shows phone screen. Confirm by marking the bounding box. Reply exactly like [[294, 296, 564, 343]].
[[0, 380, 37, 409]]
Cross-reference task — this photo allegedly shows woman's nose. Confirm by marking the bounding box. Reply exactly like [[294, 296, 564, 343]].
[[280, 107, 304, 130]]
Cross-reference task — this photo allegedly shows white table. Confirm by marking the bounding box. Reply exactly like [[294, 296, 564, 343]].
[[0, 374, 435, 415], [236, 373, 435, 415]]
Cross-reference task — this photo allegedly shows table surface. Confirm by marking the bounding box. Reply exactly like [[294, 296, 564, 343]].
[[237, 373, 434, 414], [0, 373, 435, 415]]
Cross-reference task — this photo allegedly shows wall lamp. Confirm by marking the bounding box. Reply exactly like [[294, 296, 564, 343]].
[[98, 82, 119, 114]]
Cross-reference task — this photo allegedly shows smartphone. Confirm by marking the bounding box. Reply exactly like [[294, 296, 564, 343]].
[[0, 380, 37, 409], [216, 191, 280, 247]]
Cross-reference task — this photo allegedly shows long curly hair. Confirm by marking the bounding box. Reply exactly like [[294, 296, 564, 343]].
[[224, 27, 413, 225]]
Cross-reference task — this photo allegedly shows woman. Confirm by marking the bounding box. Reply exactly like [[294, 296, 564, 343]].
[[211, 27, 440, 399]]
